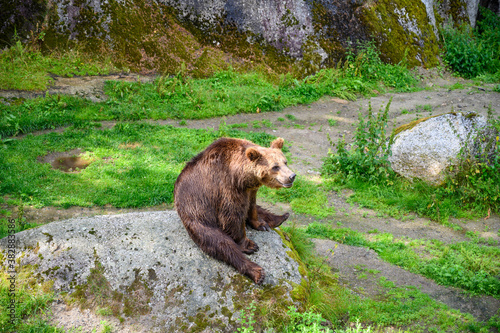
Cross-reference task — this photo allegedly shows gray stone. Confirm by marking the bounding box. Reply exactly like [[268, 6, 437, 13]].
[[389, 112, 497, 185], [0, 211, 303, 332]]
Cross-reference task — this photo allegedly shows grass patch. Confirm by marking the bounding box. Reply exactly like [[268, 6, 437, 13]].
[[304, 223, 500, 297], [0, 41, 120, 91], [1, 42, 420, 139], [0, 266, 61, 332], [280, 225, 489, 332], [0, 123, 276, 210], [259, 179, 335, 219]]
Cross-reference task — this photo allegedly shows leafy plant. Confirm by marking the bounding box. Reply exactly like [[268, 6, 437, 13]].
[[284, 306, 332, 333], [440, 107, 500, 215], [237, 302, 257, 333], [323, 99, 395, 183], [441, 7, 500, 79]]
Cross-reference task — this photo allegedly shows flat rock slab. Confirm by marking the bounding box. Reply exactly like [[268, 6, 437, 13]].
[[313, 238, 500, 322], [0, 211, 302, 332]]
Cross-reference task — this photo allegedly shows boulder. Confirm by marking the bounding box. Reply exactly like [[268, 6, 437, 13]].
[[0, 0, 483, 71], [389, 112, 497, 185], [0, 211, 304, 332]]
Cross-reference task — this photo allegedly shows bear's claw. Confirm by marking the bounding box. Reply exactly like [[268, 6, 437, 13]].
[[241, 238, 259, 254], [251, 266, 265, 285]]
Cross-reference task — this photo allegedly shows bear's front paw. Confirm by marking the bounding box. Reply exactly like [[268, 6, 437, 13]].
[[241, 238, 259, 254], [249, 266, 265, 285], [249, 219, 271, 231], [256, 222, 271, 231]]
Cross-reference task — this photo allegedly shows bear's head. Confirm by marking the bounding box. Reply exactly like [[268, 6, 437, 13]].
[[245, 138, 296, 189]]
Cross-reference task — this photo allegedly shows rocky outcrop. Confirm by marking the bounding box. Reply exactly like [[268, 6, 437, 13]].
[[389, 112, 498, 185], [0, 211, 304, 332], [0, 0, 486, 72]]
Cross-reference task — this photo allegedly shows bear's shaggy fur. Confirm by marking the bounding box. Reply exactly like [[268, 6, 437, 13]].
[[174, 137, 296, 284]]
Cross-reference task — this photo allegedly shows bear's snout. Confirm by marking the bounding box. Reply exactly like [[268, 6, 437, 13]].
[[280, 172, 296, 188]]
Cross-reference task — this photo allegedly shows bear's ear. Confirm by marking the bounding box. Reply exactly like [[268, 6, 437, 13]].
[[270, 138, 284, 149], [246, 147, 262, 162]]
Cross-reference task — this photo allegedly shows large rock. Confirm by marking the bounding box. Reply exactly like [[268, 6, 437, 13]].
[[389, 112, 497, 185], [0, 0, 484, 71], [0, 211, 304, 332]]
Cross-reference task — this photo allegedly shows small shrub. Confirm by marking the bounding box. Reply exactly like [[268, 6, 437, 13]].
[[284, 306, 332, 333], [441, 7, 500, 79], [237, 302, 257, 333], [323, 99, 395, 183], [328, 119, 338, 126], [440, 108, 500, 215]]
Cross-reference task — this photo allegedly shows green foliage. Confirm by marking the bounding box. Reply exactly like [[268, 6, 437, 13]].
[[344, 42, 418, 92], [0, 270, 61, 332], [323, 100, 395, 183], [237, 302, 257, 333], [0, 41, 119, 91], [323, 102, 500, 223], [283, 225, 486, 332], [259, 178, 335, 218], [305, 223, 500, 297], [0, 44, 420, 138], [282, 225, 355, 328], [327, 119, 337, 126], [284, 306, 332, 333], [441, 7, 500, 79], [0, 124, 275, 209], [439, 110, 500, 215]]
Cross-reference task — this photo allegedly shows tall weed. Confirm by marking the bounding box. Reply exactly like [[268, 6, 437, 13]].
[[345, 42, 417, 92], [323, 100, 395, 183], [441, 7, 500, 79], [440, 109, 500, 215]]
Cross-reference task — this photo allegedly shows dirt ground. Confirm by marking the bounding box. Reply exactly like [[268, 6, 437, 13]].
[[3, 69, 500, 327]]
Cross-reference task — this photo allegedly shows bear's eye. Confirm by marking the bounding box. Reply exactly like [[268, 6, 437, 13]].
[[272, 165, 280, 172]]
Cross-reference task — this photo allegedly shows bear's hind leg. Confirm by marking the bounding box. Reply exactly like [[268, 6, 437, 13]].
[[257, 205, 289, 228], [183, 221, 265, 284]]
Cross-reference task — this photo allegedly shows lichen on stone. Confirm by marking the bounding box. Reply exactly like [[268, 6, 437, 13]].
[[360, 0, 440, 67]]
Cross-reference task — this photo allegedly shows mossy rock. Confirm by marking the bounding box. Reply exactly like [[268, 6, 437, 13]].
[[360, 0, 440, 67], [0, 211, 305, 332], [2, 0, 479, 73]]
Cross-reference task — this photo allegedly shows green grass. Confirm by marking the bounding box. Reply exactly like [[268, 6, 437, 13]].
[[0, 123, 277, 211], [1, 41, 420, 139], [281, 225, 492, 333], [0, 68, 366, 138], [0, 41, 120, 91], [259, 179, 335, 219], [0, 267, 61, 333], [304, 223, 500, 297]]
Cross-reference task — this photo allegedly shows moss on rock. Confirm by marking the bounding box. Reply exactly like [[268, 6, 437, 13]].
[[360, 0, 440, 68]]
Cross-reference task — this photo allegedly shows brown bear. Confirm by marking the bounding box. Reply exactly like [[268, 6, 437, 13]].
[[174, 137, 296, 284]]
